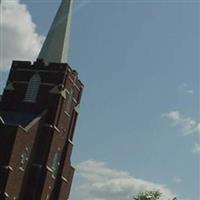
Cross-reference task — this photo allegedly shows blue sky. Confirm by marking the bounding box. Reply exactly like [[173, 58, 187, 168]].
[[0, 0, 199, 199]]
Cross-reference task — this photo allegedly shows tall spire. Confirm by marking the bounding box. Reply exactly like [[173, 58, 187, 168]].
[[38, 0, 73, 63]]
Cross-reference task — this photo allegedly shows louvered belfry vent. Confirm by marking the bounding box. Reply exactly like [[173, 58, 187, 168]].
[[24, 73, 41, 103]]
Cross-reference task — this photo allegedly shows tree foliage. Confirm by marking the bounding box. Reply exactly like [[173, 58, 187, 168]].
[[133, 191, 177, 200], [133, 191, 161, 200]]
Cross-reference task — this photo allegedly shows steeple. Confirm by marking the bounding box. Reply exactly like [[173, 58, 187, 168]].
[[0, 0, 83, 199], [38, 0, 73, 63]]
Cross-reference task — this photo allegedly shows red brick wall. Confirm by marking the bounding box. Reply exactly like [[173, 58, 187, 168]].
[[0, 59, 84, 199]]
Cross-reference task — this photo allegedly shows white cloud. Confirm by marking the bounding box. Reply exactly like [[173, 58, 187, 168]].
[[73, 160, 178, 200], [162, 111, 200, 135], [0, 0, 43, 70], [178, 83, 194, 96], [162, 111, 200, 155], [192, 143, 200, 154]]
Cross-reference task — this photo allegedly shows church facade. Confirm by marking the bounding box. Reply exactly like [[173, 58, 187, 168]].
[[0, 0, 83, 199]]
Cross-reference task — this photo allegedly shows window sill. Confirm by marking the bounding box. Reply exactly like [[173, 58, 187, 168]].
[[19, 167, 25, 172]]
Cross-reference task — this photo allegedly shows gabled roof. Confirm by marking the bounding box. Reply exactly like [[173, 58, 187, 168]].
[[0, 111, 37, 127]]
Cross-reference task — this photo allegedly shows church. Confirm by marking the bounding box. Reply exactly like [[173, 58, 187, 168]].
[[0, 0, 83, 199]]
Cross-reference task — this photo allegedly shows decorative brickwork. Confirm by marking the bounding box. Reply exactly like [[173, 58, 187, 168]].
[[0, 59, 83, 199]]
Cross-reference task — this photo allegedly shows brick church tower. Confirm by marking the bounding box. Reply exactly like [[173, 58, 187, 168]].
[[0, 0, 83, 199]]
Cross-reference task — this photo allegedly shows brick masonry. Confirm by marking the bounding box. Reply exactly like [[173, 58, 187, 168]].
[[0, 59, 83, 200]]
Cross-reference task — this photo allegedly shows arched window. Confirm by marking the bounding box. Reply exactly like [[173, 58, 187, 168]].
[[52, 149, 61, 178], [24, 73, 41, 102], [19, 147, 29, 171], [66, 89, 73, 114]]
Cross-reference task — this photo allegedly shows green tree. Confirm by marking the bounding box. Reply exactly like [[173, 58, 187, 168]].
[[133, 191, 162, 200], [133, 191, 177, 200]]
